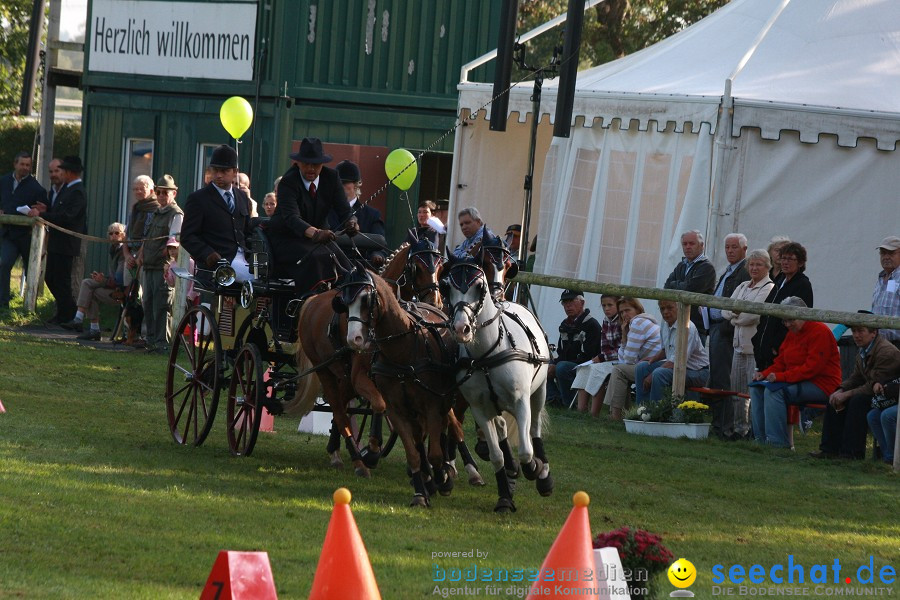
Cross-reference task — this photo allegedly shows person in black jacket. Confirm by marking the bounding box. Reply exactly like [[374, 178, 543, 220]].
[[752, 241, 814, 371], [547, 289, 603, 407], [268, 138, 359, 294], [664, 230, 716, 340], [0, 151, 46, 309], [327, 160, 386, 267], [28, 155, 87, 323], [180, 145, 254, 283]]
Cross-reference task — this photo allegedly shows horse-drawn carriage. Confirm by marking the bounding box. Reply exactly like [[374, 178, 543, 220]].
[[164, 228, 397, 458], [165, 226, 554, 511]]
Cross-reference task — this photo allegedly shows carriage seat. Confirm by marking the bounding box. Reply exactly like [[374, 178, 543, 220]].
[[247, 224, 295, 289]]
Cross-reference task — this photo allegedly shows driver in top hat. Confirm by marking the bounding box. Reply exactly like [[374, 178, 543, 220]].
[[268, 137, 359, 293], [180, 144, 254, 283]]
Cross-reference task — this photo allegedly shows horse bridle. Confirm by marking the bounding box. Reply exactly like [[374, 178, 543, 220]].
[[334, 267, 380, 343], [443, 262, 501, 334], [405, 244, 444, 300]]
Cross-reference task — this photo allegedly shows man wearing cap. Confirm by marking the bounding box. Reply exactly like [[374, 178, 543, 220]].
[[504, 224, 521, 254], [181, 144, 254, 285], [268, 137, 358, 293], [0, 151, 46, 310], [872, 236, 900, 346], [327, 159, 386, 267], [139, 175, 184, 353], [811, 317, 900, 459], [28, 155, 87, 323], [547, 289, 602, 407], [61, 222, 127, 340]]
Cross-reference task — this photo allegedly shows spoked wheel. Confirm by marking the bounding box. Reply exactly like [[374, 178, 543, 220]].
[[227, 344, 265, 456], [165, 304, 223, 446]]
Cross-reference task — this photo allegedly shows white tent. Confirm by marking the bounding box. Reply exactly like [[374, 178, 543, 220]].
[[448, 0, 900, 330]]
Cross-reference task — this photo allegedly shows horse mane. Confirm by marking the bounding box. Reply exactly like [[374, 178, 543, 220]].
[[379, 242, 410, 277]]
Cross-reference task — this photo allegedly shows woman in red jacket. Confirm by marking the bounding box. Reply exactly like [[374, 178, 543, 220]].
[[750, 297, 842, 448]]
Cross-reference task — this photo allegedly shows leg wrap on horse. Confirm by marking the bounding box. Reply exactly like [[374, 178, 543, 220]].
[[341, 428, 364, 463], [532, 436, 548, 463], [456, 440, 477, 468], [360, 414, 383, 469], [499, 437, 520, 478], [326, 424, 341, 454], [493, 468, 516, 513], [531, 436, 553, 495], [410, 470, 430, 507]]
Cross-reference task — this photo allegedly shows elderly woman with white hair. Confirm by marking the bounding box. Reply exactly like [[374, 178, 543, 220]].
[[749, 297, 842, 448], [720, 249, 775, 440]]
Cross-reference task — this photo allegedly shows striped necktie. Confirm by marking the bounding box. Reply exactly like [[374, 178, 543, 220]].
[[224, 190, 235, 214]]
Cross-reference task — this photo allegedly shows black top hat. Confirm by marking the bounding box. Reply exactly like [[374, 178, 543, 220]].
[[208, 145, 238, 169], [559, 289, 583, 302], [59, 155, 83, 174], [336, 160, 361, 182], [289, 137, 333, 164]]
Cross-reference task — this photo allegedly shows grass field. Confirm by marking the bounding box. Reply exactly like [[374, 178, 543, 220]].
[[0, 321, 898, 599]]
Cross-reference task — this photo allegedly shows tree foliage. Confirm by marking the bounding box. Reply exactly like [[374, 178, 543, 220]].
[[516, 0, 730, 73], [0, 0, 36, 116]]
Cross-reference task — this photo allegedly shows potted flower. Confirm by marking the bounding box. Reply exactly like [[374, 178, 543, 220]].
[[593, 526, 674, 600], [624, 393, 711, 439]]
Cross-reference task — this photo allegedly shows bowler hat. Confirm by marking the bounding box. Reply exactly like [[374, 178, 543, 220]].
[[505, 224, 521, 234], [559, 289, 583, 302], [155, 174, 178, 190], [59, 155, 83, 174], [289, 137, 333, 164], [208, 145, 238, 169], [876, 236, 900, 251], [336, 160, 362, 182]]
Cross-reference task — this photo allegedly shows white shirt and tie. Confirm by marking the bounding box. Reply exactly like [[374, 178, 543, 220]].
[[211, 184, 251, 282]]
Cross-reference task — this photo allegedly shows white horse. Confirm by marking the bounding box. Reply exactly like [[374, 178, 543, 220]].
[[442, 254, 553, 513]]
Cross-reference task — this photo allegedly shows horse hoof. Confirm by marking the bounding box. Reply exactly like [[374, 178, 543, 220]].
[[354, 466, 371, 478], [505, 463, 521, 480], [446, 461, 459, 480], [522, 458, 543, 481], [537, 473, 554, 497], [410, 495, 430, 508], [330, 454, 344, 469], [438, 475, 454, 497], [494, 498, 516, 513], [465, 464, 485, 486], [475, 440, 490, 461], [360, 448, 381, 469]]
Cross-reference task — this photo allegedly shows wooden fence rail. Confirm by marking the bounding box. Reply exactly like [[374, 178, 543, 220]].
[[514, 270, 900, 472], [0, 214, 45, 313]]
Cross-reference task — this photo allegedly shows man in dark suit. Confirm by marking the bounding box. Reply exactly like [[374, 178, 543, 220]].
[[180, 145, 254, 284], [0, 151, 46, 309], [268, 138, 359, 293], [328, 160, 386, 267], [28, 155, 87, 323]]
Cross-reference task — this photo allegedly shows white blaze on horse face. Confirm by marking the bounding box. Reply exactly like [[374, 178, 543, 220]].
[[450, 286, 479, 343], [346, 296, 369, 351]]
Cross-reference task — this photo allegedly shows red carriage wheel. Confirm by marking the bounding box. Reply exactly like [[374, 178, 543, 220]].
[[227, 343, 265, 456], [165, 304, 223, 446]]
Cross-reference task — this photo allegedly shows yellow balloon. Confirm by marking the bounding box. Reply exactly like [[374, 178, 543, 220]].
[[219, 96, 253, 139], [384, 148, 418, 191]]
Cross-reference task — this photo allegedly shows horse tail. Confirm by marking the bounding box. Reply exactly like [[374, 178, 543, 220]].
[[281, 338, 320, 417]]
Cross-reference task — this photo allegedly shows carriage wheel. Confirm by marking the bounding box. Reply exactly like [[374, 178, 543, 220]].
[[227, 344, 265, 456], [165, 304, 223, 446], [380, 415, 399, 458]]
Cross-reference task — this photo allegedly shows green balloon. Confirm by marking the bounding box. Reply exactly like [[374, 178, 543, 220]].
[[384, 148, 418, 191], [219, 96, 253, 139]]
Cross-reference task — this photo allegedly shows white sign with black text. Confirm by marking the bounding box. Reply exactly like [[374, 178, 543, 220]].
[[89, 0, 257, 80]]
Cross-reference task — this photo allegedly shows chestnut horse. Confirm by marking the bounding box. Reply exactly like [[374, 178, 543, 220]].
[[337, 264, 460, 506], [379, 238, 444, 308], [294, 289, 387, 477]]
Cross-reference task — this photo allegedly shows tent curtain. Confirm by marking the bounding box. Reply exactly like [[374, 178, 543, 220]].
[[533, 121, 713, 327]]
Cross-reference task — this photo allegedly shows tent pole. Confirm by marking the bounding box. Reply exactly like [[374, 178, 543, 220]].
[[707, 78, 734, 262]]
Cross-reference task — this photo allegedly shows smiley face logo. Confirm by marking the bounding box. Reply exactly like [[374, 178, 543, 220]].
[[667, 558, 697, 588]]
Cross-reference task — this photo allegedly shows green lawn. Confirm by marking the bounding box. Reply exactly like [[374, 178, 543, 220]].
[[0, 324, 897, 599]]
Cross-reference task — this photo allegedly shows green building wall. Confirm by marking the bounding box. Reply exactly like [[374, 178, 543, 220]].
[[81, 0, 500, 270]]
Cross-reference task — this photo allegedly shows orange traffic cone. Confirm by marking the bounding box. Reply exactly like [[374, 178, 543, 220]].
[[528, 491, 595, 599], [309, 488, 381, 600]]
